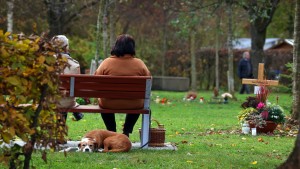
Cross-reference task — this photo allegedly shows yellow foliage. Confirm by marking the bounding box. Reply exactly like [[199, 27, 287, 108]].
[[4, 31, 11, 38], [46, 65, 55, 72], [6, 75, 21, 86], [0, 30, 68, 166], [37, 55, 46, 64], [1, 47, 10, 58], [1, 132, 13, 143]]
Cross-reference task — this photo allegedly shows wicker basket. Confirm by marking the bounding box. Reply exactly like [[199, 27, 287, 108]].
[[139, 119, 166, 147]]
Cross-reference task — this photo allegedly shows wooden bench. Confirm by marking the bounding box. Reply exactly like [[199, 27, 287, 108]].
[[58, 74, 152, 148]]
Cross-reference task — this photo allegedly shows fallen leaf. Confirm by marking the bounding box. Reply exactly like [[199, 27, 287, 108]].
[[258, 138, 264, 142], [186, 160, 193, 163], [251, 161, 257, 165], [181, 140, 188, 144]]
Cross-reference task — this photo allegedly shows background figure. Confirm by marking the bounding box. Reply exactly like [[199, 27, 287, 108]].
[[95, 34, 151, 137], [238, 51, 253, 94], [51, 35, 84, 121]]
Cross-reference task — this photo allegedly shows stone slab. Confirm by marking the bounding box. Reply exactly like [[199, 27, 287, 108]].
[[152, 76, 190, 91]]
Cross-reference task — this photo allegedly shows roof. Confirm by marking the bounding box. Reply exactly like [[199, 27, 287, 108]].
[[232, 38, 294, 50]]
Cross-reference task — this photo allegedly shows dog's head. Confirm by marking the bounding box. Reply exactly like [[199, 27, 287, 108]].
[[77, 138, 97, 152]]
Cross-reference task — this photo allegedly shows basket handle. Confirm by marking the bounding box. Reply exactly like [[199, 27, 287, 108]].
[[151, 119, 164, 129]]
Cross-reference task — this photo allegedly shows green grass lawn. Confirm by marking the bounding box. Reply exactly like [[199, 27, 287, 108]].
[[2, 90, 296, 169]]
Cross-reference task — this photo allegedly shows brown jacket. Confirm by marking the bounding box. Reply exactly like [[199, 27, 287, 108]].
[[95, 55, 151, 109]]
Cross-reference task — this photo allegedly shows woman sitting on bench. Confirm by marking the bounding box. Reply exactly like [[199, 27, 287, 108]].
[[51, 35, 84, 122], [94, 34, 151, 137]]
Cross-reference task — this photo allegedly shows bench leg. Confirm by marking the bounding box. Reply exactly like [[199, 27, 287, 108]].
[[140, 114, 150, 148]]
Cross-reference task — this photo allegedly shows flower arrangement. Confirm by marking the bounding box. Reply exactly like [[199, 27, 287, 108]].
[[154, 96, 171, 105], [185, 91, 197, 101], [221, 92, 232, 103], [238, 85, 285, 128]]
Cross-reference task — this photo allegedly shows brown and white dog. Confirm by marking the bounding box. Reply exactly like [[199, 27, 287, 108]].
[[77, 129, 132, 153]]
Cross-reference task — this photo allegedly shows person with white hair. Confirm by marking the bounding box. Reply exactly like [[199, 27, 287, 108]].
[[51, 35, 84, 121], [238, 51, 253, 94]]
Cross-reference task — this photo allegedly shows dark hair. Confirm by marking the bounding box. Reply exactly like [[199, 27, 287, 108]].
[[110, 34, 135, 57]]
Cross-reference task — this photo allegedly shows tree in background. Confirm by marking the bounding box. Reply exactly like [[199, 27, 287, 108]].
[[278, 0, 300, 167], [226, 0, 235, 95], [291, 0, 300, 124], [241, 0, 280, 78], [170, 1, 201, 91], [6, 0, 14, 33], [268, 0, 295, 38], [0, 0, 294, 90], [43, 0, 100, 37], [215, 5, 221, 90]]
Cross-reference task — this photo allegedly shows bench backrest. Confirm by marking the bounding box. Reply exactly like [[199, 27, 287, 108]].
[[59, 74, 152, 102]]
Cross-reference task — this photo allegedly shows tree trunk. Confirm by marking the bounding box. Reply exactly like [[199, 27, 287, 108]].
[[161, 11, 167, 77], [190, 31, 197, 91], [23, 84, 48, 169], [244, 0, 280, 78], [292, 1, 300, 121], [109, 0, 116, 50], [215, 9, 220, 90], [94, 0, 104, 69], [250, 23, 267, 78], [278, 0, 300, 168], [102, 0, 109, 58], [227, 1, 235, 94], [7, 0, 14, 33], [291, 0, 300, 121], [278, 131, 300, 168], [45, 0, 67, 37]]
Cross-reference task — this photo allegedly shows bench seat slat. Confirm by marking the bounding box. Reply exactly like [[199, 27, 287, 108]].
[[59, 105, 150, 114], [74, 83, 146, 91], [60, 75, 151, 84], [74, 77, 147, 84], [72, 90, 146, 99]]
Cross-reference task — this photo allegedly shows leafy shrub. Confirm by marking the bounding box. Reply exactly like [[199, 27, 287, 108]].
[[0, 31, 68, 168]]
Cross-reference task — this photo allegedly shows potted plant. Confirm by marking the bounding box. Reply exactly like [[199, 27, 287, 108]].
[[238, 86, 285, 134]]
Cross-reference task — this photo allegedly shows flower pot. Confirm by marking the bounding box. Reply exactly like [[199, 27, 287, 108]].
[[248, 121, 278, 134]]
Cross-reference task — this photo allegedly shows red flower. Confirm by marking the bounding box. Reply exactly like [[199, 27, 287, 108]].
[[261, 111, 269, 120], [160, 98, 167, 104]]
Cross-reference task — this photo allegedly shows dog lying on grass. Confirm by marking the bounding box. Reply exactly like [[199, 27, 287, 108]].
[[77, 129, 132, 153]]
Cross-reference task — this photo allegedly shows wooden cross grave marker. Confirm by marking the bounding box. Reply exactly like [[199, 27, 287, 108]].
[[242, 63, 279, 87]]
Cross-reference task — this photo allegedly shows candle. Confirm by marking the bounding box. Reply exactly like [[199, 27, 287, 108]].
[[251, 128, 257, 136]]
